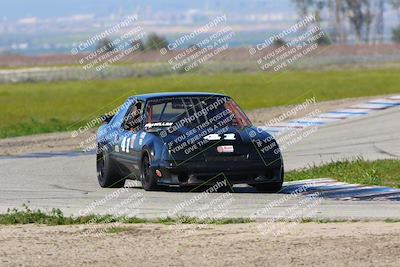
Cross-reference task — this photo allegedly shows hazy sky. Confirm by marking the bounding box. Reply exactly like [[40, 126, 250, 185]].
[[0, 0, 293, 20]]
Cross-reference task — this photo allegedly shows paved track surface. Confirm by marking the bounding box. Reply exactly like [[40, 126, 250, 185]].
[[0, 106, 399, 220]]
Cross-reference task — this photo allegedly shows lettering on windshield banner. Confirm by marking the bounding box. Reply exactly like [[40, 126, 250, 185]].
[[145, 122, 173, 129]]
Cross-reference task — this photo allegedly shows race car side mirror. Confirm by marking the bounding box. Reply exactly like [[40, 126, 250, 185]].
[[101, 114, 114, 124]]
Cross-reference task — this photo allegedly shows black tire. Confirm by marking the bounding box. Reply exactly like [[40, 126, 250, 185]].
[[140, 153, 158, 191], [216, 183, 234, 193], [252, 166, 284, 193], [97, 146, 125, 188], [253, 181, 283, 193]]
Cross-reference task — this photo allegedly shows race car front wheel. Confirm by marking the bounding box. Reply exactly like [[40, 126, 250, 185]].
[[140, 153, 158, 191], [97, 147, 126, 188]]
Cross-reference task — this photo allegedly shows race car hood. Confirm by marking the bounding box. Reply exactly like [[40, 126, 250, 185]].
[[158, 125, 281, 162]]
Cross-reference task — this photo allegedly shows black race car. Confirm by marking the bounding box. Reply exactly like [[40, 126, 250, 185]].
[[96, 92, 284, 192]]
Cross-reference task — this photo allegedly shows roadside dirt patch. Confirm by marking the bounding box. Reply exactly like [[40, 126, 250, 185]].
[[0, 222, 399, 266], [0, 129, 96, 156]]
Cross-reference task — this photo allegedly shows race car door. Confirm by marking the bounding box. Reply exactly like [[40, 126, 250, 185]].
[[114, 101, 144, 177]]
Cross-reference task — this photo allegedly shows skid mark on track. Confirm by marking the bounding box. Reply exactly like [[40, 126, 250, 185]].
[[49, 184, 91, 194]]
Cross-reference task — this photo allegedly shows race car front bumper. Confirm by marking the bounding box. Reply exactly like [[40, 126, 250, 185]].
[[151, 158, 283, 186]]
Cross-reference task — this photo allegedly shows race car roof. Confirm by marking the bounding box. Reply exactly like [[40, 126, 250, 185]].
[[129, 92, 227, 101]]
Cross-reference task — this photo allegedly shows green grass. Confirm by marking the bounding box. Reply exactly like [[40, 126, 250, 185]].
[[0, 204, 252, 226], [0, 204, 144, 226], [1, 205, 398, 226], [1, 68, 400, 138], [286, 158, 400, 189]]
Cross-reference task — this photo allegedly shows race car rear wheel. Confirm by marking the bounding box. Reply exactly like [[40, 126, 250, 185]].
[[140, 153, 158, 191], [252, 166, 284, 193], [253, 181, 283, 193], [97, 147, 125, 188]]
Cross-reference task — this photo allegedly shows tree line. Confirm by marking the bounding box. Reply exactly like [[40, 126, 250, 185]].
[[291, 0, 400, 44], [96, 33, 169, 53], [96, 0, 400, 52]]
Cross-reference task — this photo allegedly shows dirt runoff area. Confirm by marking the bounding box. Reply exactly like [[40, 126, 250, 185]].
[[0, 222, 399, 267]]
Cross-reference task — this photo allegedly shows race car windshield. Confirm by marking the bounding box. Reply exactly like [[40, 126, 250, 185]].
[[144, 96, 251, 129]]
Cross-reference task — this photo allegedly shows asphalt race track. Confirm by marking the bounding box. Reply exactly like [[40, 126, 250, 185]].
[[0, 106, 399, 220]]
